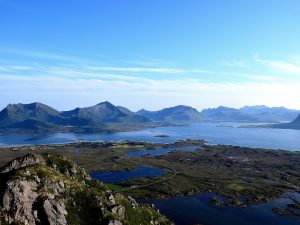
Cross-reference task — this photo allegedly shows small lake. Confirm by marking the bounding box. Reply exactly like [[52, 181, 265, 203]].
[[125, 145, 200, 157], [0, 122, 300, 151], [140, 193, 300, 225], [90, 166, 165, 183]]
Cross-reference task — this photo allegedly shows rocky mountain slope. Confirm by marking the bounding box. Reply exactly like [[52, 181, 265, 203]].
[[0, 154, 171, 225]]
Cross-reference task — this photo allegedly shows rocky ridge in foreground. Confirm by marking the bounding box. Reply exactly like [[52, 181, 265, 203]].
[[0, 153, 171, 225]]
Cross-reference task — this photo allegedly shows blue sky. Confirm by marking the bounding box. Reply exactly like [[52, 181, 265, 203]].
[[1, 0, 300, 111]]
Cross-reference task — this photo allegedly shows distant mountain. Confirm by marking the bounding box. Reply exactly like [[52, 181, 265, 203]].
[[239, 105, 300, 122], [1, 102, 300, 133], [0, 101, 150, 133], [272, 114, 300, 130], [0, 102, 63, 127], [61, 102, 150, 124], [200, 106, 259, 122], [200, 105, 300, 123], [137, 105, 203, 122]]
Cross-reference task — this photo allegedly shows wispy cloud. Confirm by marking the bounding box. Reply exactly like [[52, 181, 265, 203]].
[[1, 48, 299, 110], [0, 65, 34, 72], [85, 66, 186, 74], [254, 55, 300, 75], [220, 59, 249, 68], [1, 72, 300, 111], [0, 48, 93, 64]]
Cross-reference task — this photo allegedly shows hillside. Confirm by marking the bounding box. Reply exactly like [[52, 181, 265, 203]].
[[137, 105, 203, 122], [0, 153, 171, 225], [61, 102, 150, 124], [0, 102, 63, 127], [272, 114, 300, 130]]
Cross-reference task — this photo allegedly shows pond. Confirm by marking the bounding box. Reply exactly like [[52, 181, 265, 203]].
[[140, 192, 300, 225], [90, 165, 165, 183], [125, 145, 201, 157]]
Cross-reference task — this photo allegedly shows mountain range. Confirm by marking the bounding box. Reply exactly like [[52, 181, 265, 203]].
[[201, 105, 300, 123], [0, 102, 150, 133], [0, 102, 300, 133]]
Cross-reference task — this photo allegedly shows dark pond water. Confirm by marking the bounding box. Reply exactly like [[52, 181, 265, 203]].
[[0, 122, 300, 151], [90, 166, 165, 183], [140, 193, 300, 225], [125, 145, 200, 157]]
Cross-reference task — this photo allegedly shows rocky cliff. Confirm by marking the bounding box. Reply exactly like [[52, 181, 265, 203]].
[[0, 153, 171, 225]]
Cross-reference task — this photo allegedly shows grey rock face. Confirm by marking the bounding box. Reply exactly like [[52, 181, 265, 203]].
[[0, 153, 68, 225], [127, 195, 138, 208], [3, 179, 39, 225], [2, 177, 68, 225], [108, 219, 123, 225], [108, 194, 116, 205], [110, 205, 125, 219], [43, 199, 68, 225]]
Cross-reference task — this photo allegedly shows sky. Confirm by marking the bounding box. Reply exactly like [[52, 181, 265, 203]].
[[1, 0, 300, 111]]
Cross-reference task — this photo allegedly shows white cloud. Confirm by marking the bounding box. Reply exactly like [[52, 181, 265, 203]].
[[1, 49, 299, 111], [0, 65, 34, 72], [254, 55, 300, 75], [221, 59, 249, 68], [1, 73, 300, 111], [85, 66, 186, 74]]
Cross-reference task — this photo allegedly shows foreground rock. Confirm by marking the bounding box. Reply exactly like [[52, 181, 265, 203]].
[[0, 153, 172, 225]]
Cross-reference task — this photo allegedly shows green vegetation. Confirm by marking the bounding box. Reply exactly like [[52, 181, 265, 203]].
[[1, 140, 299, 209], [0, 152, 172, 225], [227, 183, 251, 192], [105, 183, 125, 192]]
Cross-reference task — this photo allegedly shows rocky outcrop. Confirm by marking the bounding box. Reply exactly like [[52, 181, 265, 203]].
[[0, 153, 172, 225], [3, 179, 39, 224], [110, 205, 125, 219], [0, 153, 46, 173]]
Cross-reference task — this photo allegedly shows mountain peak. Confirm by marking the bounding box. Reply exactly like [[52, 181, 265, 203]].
[[137, 105, 202, 122], [96, 101, 114, 106]]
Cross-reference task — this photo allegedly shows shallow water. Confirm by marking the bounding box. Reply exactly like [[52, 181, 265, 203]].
[[90, 166, 165, 183], [125, 145, 200, 157], [140, 193, 300, 225], [1, 122, 300, 151]]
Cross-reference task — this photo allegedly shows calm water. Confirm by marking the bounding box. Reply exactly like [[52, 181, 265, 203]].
[[90, 166, 165, 183], [1, 122, 300, 151], [125, 145, 200, 157], [140, 193, 300, 225]]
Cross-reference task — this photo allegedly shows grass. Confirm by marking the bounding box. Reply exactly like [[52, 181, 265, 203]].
[[105, 183, 125, 192], [1, 140, 300, 207], [227, 183, 250, 192]]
